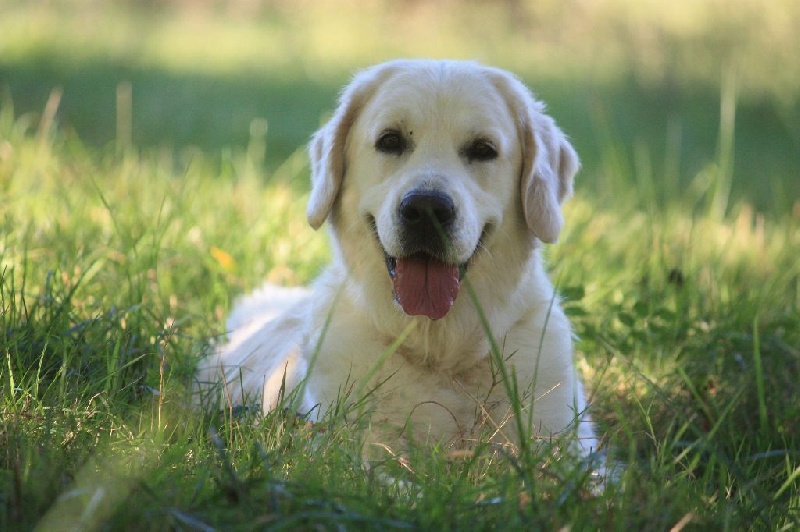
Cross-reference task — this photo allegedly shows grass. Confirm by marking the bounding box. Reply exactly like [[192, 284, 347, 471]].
[[2, 0, 800, 529]]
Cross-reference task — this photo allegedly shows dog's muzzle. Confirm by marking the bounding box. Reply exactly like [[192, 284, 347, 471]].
[[379, 190, 468, 321]]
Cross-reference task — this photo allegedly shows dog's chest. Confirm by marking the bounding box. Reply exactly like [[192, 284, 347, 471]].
[[370, 357, 511, 442]]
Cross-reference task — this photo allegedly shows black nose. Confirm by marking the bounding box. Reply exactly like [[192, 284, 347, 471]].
[[399, 191, 456, 229]]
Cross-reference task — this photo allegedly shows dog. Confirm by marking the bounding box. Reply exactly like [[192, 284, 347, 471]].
[[196, 59, 598, 458]]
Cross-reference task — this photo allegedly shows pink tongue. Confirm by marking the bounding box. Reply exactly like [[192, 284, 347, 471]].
[[393, 257, 460, 320]]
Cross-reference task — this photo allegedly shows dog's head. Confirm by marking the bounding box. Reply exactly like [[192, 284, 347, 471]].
[[307, 60, 578, 320]]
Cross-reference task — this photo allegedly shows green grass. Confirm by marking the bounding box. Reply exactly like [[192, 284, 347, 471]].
[[2, 1, 800, 529]]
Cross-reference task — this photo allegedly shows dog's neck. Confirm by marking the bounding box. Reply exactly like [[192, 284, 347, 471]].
[[357, 252, 546, 373]]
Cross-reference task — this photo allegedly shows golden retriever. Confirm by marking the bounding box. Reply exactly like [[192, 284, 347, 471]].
[[197, 59, 598, 457]]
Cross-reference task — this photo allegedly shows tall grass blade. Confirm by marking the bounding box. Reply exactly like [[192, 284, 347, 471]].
[[116, 82, 133, 154], [774, 465, 800, 501], [36, 87, 62, 147], [709, 61, 737, 220], [752, 316, 768, 434]]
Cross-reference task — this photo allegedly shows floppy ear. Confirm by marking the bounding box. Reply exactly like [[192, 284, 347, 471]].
[[491, 70, 579, 243], [519, 111, 579, 243], [306, 113, 348, 230], [306, 66, 389, 229]]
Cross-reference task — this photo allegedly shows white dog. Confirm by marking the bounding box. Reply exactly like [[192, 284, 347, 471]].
[[197, 59, 598, 457]]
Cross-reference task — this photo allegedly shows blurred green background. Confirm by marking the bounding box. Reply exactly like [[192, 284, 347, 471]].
[[1, 0, 798, 213]]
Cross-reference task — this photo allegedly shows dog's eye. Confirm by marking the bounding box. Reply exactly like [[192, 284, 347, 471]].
[[375, 130, 407, 155], [463, 139, 498, 162]]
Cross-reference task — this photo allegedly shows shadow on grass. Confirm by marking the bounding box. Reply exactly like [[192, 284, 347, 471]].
[[0, 55, 340, 167], [1, 55, 798, 212]]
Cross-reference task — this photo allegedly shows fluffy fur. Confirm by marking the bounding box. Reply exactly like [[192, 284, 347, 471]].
[[196, 59, 598, 456]]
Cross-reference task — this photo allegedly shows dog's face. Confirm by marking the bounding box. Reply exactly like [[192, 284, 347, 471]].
[[307, 60, 578, 320]]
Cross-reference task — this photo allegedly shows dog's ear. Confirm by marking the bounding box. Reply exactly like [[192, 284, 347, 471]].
[[520, 113, 578, 243], [306, 111, 349, 230], [307, 66, 389, 229], [492, 70, 579, 243]]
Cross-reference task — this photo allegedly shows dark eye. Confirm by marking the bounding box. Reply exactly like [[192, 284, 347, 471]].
[[375, 130, 407, 155], [462, 138, 498, 162]]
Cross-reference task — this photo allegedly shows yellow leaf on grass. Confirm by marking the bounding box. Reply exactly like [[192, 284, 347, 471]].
[[210, 246, 236, 271]]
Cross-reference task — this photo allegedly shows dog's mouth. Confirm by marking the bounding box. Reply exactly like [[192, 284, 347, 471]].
[[384, 253, 467, 320], [369, 216, 485, 321]]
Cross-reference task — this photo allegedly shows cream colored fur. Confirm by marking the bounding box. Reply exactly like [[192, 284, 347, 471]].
[[196, 59, 598, 456]]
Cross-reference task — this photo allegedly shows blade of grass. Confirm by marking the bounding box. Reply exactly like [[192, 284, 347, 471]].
[[752, 316, 768, 435]]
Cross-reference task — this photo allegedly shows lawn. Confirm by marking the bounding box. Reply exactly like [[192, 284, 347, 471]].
[[1, 1, 799, 529]]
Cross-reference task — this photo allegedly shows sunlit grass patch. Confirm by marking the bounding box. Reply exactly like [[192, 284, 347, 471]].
[[3, 0, 799, 98], [549, 188, 800, 526]]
